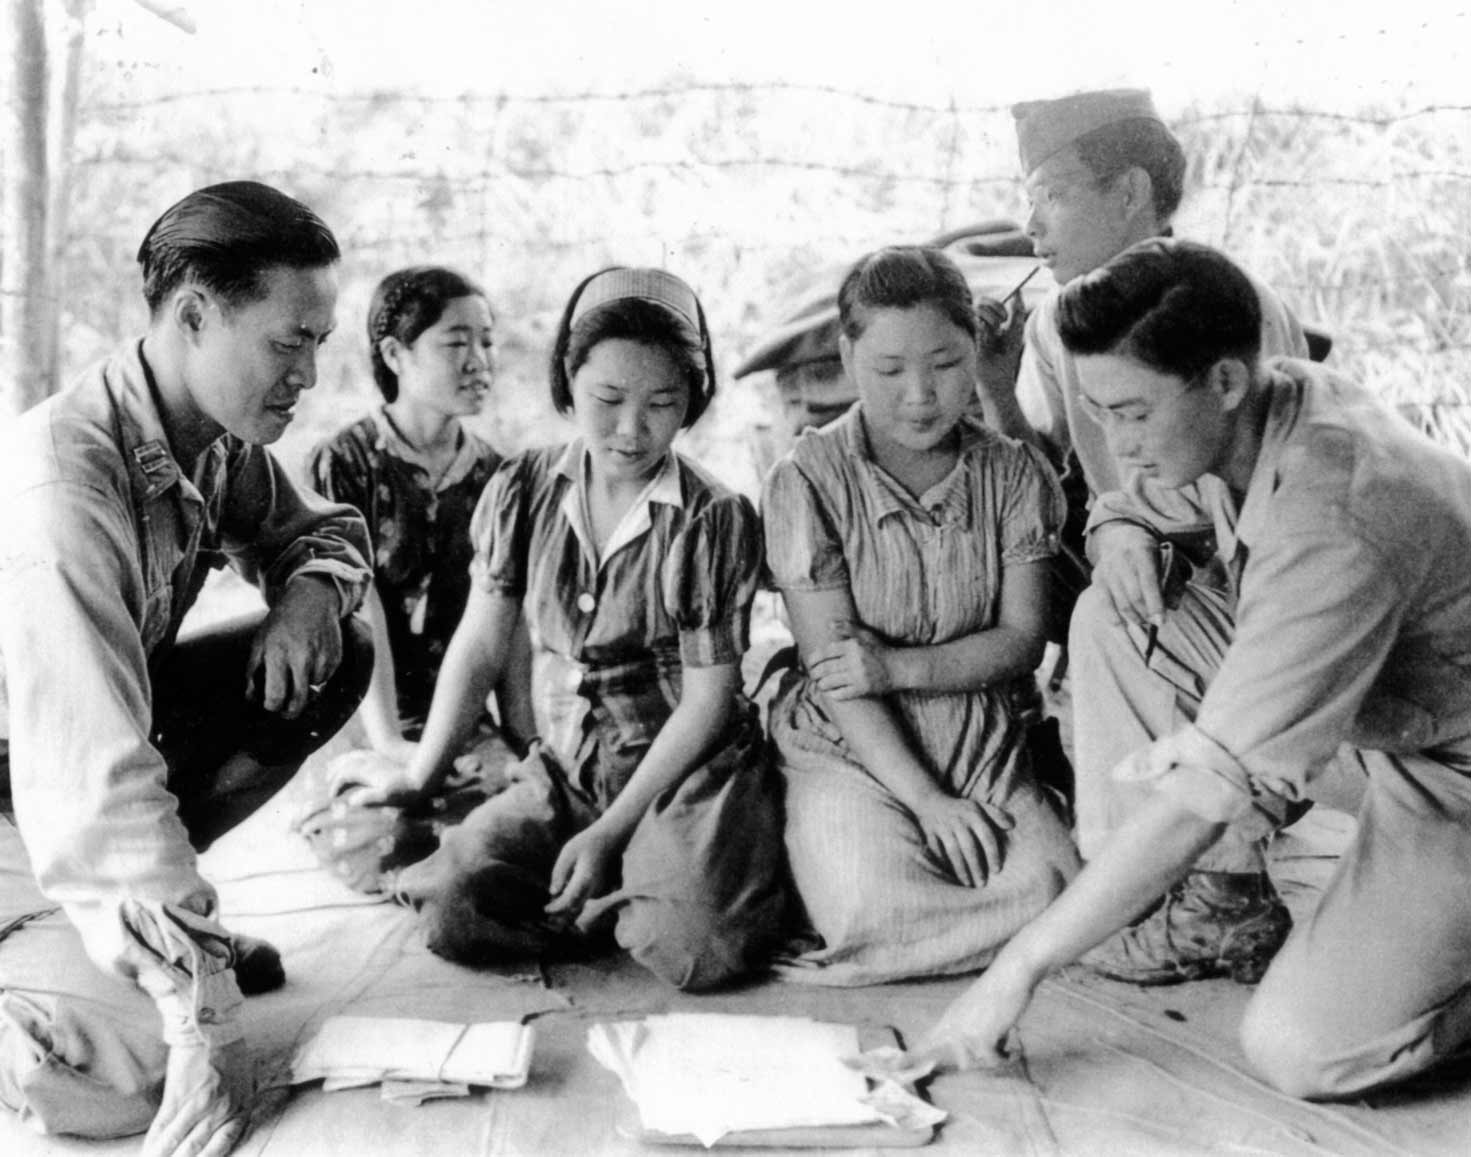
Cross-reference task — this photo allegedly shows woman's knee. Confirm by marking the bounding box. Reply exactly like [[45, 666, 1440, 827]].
[[783, 795, 916, 920], [616, 897, 761, 992], [1239, 991, 1351, 1100], [1066, 582, 1119, 661], [0, 991, 166, 1138]]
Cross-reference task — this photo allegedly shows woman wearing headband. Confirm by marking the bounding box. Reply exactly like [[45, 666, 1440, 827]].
[[351, 267, 787, 989]]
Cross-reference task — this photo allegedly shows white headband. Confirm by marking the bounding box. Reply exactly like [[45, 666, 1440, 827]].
[[571, 268, 702, 333]]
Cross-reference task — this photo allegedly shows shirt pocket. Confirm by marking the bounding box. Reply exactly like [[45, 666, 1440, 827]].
[[1355, 644, 1471, 753], [1349, 693, 1436, 754]]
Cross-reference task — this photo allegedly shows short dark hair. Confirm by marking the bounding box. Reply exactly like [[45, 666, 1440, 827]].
[[837, 246, 978, 344], [137, 180, 340, 314], [548, 267, 716, 428], [367, 266, 488, 402], [1073, 118, 1188, 222], [1056, 238, 1262, 379]]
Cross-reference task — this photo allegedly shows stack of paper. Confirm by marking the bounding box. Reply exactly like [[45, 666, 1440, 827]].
[[589, 1013, 919, 1146], [292, 1016, 534, 1104]]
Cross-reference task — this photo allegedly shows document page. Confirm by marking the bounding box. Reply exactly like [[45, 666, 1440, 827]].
[[589, 1013, 882, 1145]]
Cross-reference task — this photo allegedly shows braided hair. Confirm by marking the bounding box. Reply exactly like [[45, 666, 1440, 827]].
[[368, 266, 489, 402]]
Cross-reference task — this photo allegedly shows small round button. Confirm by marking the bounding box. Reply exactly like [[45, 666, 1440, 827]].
[[577, 591, 596, 613]]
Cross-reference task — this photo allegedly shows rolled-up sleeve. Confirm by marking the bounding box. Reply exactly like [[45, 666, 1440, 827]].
[[1113, 725, 1287, 844], [218, 441, 371, 617], [1, 480, 243, 1043]]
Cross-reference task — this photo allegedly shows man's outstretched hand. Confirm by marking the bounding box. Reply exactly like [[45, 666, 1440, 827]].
[[142, 1040, 252, 1157]]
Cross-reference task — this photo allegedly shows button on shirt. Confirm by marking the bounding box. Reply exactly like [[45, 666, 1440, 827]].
[[469, 442, 763, 802], [309, 408, 501, 726], [762, 407, 1064, 788], [0, 340, 371, 1043], [1098, 360, 1471, 835]]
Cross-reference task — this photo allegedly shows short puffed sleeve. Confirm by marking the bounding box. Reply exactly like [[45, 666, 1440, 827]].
[[468, 453, 536, 596], [663, 493, 763, 668], [760, 456, 849, 592], [997, 441, 1065, 567], [308, 421, 373, 512]]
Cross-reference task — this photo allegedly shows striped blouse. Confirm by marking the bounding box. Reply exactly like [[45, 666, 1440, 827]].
[[469, 441, 762, 799], [762, 406, 1063, 787]]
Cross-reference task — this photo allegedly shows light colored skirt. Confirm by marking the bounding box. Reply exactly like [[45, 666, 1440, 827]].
[[771, 684, 1080, 987]]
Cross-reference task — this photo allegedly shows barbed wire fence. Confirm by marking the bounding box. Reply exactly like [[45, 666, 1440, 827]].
[[44, 80, 1471, 482]]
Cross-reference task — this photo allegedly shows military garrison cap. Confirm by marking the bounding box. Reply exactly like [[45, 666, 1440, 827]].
[[1012, 88, 1165, 174]]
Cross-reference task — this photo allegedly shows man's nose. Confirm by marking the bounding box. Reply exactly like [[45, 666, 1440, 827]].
[[287, 349, 317, 391], [1105, 421, 1142, 462], [1024, 204, 1043, 240]]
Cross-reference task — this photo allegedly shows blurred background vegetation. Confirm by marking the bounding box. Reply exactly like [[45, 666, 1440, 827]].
[[5, 3, 1470, 498], [59, 82, 1471, 489]]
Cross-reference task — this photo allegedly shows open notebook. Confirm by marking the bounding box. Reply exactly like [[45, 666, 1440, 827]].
[[292, 1016, 535, 1090]]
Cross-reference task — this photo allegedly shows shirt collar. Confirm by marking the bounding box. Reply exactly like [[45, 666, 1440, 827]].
[[372, 407, 483, 491], [841, 405, 984, 522], [555, 441, 683, 568], [114, 340, 189, 503], [551, 439, 682, 503], [1228, 363, 1309, 557]]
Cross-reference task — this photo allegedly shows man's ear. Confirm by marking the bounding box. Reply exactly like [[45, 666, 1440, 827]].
[[171, 288, 209, 342], [1210, 358, 1254, 412], [1118, 167, 1155, 224]]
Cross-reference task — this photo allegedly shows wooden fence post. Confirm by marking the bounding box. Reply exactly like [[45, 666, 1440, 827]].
[[1, 0, 58, 415]]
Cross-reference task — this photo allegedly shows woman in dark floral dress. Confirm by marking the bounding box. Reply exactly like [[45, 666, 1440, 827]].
[[298, 267, 531, 895], [308, 266, 531, 757]]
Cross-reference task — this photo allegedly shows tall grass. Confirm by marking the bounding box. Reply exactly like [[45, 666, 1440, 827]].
[[1177, 102, 1471, 452]]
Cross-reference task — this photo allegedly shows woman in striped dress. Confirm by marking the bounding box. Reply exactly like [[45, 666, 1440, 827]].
[[762, 246, 1081, 985]]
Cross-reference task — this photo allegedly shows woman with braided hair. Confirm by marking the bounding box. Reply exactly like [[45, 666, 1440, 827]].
[[309, 266, 532, 759], [297, 267, 533, 896]]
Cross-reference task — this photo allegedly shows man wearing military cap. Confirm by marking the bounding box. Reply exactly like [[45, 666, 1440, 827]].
[[974, 89, 1313, 988]]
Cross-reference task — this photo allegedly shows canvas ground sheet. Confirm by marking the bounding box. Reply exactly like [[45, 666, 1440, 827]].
[[4, 787, 1468, 1157]]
